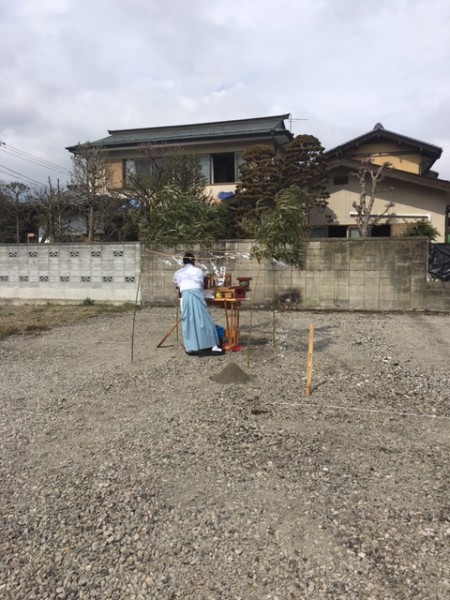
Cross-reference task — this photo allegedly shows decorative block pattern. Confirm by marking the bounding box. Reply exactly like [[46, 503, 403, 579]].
[[0, 243, 140, 303]]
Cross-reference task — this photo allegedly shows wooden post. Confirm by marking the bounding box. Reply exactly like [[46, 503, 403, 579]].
[[305, 323, 314, 397]]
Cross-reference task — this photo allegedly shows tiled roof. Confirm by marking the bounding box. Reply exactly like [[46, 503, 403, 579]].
[[326, 125, 442, 159], [85, 114, 292, 148]]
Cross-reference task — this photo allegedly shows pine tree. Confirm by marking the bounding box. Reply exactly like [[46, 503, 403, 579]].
[[233, 144, 281, 235], [280, 134, 329, 207]]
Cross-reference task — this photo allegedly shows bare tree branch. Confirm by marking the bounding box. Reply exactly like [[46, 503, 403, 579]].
[[351, 160, 393, 237]]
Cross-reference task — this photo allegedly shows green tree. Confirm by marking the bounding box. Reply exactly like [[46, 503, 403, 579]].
[[281, 134, 329, 207], [247, 185, 313, 346], [251, 185, 312, 269], [233, 144, 281, 235], [0, 187, 16, 242], [233, 136, 329, 237], [147, 190, 231, 244], [123, 150, 231, 244], [403, 219, 439, 241], [164, 151, 209, 200]]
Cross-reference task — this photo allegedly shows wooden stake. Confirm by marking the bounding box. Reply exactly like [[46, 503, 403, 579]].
[[305, 323, 314, 397]]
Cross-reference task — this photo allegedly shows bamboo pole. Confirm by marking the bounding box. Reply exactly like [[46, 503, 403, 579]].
[[246, 260, 262, 369], [175, 294, 179, 341], [130, 270, 142, 363], [305, 323, 314, 397]]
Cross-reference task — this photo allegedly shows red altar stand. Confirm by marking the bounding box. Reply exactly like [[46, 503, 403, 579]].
[[206, 276, 252, 350]]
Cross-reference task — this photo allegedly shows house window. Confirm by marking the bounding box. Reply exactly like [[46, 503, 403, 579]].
[[124, 152, 242, 186], [198, 155, 210, 182], [333, 175, 349, 185], [212, 153, 236, 183], [123, 158, 170, 183], [371, 224, 391, 237], [328, 225, 347, 237], [310, 227, 328, 238], [235, 153, 244, 181], [123, 159, 151, 183]]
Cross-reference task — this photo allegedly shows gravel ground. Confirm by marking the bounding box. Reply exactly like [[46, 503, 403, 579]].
[[0, 306, 449, 600]]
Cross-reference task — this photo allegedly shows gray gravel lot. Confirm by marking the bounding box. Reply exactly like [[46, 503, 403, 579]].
[[0, 306, 449, 599]]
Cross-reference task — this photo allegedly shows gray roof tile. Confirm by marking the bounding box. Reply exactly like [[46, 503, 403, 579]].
[[90, 114, 292, 148]]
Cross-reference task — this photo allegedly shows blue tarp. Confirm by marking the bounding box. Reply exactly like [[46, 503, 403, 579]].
[[217, 191, 235, 201]]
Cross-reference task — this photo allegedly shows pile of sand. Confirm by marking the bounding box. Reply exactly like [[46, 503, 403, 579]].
[[210, 362, 255, 385]]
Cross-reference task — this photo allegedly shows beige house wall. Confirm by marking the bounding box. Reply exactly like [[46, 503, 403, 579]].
[[310, 175, 448, 241], [347, 142, 422, 174], [109, 161, 123, 188]]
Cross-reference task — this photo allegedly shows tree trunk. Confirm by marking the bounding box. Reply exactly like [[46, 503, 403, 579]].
[[87, 205, 95, 243]]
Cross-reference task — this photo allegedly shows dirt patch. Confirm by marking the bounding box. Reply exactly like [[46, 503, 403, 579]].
[[210, 361, 255, 384]]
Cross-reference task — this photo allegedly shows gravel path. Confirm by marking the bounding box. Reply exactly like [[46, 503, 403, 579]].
[[1, 307, 449, 599]]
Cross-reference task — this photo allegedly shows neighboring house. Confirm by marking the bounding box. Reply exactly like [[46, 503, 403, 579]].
[[67, 115, 293, 202], [67, 117, 450, 242], [310, 123, 450, 241]]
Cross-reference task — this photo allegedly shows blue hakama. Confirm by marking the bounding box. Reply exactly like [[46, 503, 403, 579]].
[[181, 289, 219, 353]]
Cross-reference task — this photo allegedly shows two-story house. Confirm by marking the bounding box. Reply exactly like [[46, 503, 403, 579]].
[[67, 114, 293, 202], [67, 117, 450, 242], [311, 123, 450, 242]]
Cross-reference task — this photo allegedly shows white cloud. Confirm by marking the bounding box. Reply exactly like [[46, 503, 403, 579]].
[[1, 0, 450, 186]]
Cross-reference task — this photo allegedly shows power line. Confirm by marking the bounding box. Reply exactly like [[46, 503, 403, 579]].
[[0, 164, 47, 188], [0, 141, 71, 175]]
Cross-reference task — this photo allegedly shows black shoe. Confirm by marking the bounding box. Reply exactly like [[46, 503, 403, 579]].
[[194, 347, 225, 357]]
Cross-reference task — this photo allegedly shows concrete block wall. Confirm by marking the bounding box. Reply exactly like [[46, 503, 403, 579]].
[[1, 238, 448, 311], [140, 238, 440, 311], [140, 241, 256, 305], [0, 243, 141, 304], [301, 238, 429, 310]]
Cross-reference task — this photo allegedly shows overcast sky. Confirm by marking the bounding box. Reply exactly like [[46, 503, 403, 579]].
[[1, 0, 450, 188]]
